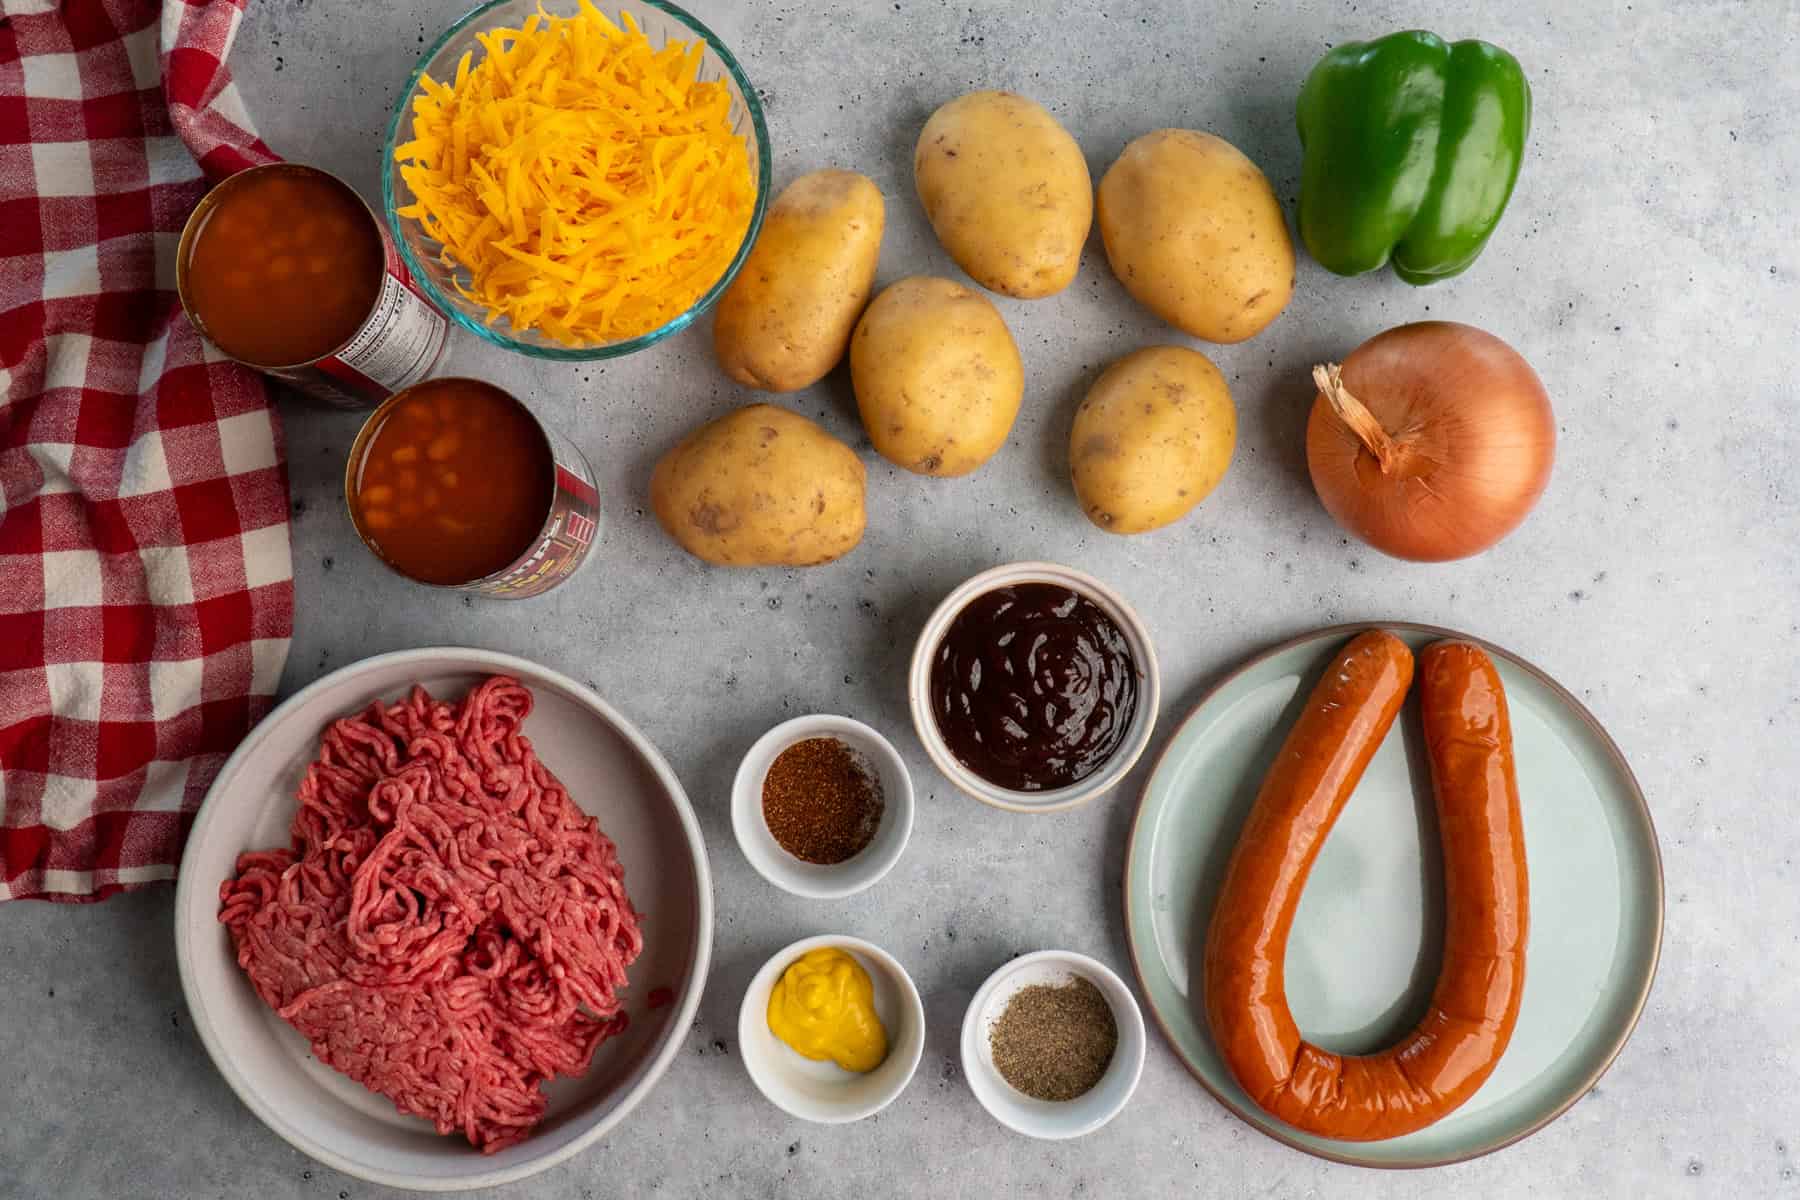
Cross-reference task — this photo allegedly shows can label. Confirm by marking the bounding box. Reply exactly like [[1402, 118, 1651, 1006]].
[[313, 273, 448, 402], [477, 424, 601, 599]]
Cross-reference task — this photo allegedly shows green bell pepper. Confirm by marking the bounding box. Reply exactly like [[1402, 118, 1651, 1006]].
[[1296, 30, 1532, 285]]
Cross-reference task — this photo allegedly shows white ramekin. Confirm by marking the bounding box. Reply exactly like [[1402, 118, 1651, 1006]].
[[731, 714, 914, 898], [738, 934, 926, 1124], [960, 949, 1147, 1139], [907, 561, 1160, 813]]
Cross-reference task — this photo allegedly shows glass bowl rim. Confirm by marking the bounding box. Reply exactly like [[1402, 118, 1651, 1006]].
[[379, 0, 772, 362]]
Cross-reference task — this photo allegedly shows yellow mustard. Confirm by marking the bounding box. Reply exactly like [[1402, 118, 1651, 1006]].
[[767, 947, 888, 1073]]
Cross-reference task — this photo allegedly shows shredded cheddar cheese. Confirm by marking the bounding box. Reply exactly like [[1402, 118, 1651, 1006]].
[[394, 2, 756, 345]]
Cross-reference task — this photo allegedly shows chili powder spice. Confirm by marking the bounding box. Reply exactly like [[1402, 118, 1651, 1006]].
[[761, 736, 884, 864], [989, 975, 1118, 1101]]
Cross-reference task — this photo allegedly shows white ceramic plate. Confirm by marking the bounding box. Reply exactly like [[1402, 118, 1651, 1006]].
[[173, 648, 712, 1191], [1125, 623, 1663, 1167]]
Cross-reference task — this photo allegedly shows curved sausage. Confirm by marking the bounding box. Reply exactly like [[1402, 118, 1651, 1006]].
[[1203, 633, 1528, 1141]]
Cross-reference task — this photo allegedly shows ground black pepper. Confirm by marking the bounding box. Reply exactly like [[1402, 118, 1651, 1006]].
[[761, 736, 883, 864], [988, 975, 1118, 1101]]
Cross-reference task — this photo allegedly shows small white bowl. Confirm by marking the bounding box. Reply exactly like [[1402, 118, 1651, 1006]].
[[908, 561, 1161, 813], [731, 715, 914, 898], [738, 935, 926, 1123], [960, 950, 1147, 1140]]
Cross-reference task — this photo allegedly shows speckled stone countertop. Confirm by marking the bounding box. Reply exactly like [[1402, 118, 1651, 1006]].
[[4, 1, 1797, 1197]]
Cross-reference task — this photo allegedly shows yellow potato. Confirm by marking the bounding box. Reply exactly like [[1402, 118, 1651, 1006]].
[[1070, 345, 1236, 534], [913, 91, 1092, 299], [650, 404, 866, 567], [712, 169, 885, 391], [1096, 129, 1294, 343], [850, 276, 1024, 476]]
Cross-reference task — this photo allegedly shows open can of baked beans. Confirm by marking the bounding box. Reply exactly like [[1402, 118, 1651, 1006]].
[[344, 378, 600, 599], [177, 163, 447, 409]]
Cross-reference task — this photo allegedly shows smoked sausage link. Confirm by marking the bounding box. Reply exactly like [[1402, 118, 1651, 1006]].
[[1203, 633, 1529, 1141]]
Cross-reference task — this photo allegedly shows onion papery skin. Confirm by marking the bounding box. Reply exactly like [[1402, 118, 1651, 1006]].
[[1306, 322, 1555, 562]]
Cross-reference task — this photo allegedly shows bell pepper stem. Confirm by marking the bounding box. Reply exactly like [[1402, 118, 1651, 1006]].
[[1313, 363, 1399, 473]]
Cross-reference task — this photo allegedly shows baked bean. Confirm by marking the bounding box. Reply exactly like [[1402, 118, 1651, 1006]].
[[397, 499, 421, 518], [438, 469, 460, 488], [307, 255, 334, 276], [422, 487, 441, 508], [363, 508, 395, 530], [360, 484, 395, 505], [268, 256, 296, 281], [391, 445, 421, 465], [426, 432, 462, 461], [399, 469, 420, 489], [436, 515, 472, 534], [208, 210, 243, 240]]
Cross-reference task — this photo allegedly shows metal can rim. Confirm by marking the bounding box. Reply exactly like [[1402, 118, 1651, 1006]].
[[176, 162, 393, 372], [343, 377, 582, 594]]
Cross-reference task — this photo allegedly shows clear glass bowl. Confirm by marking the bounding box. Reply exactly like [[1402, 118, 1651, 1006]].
[[381, 0, 771, 361]]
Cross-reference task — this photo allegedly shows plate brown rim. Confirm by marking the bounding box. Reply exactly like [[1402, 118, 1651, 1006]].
[[1121, 620, 1666, 1170]]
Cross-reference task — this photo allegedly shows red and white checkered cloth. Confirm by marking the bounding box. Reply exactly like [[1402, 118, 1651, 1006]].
[[0, 0, 292, 901]]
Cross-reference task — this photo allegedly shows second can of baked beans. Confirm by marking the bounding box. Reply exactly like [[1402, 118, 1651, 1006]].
[[177, 163, 447, 409], [344, 378, 599, 600]]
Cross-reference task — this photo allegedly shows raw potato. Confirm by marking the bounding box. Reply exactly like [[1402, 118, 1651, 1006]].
[[1070, 346, 1236, 534], [850, 276, 1024, 476], [712, 169, 885, 392], [914, 91, 1092, 299], [650, 404, 866, 567], [1097, 129, 1294, 343]]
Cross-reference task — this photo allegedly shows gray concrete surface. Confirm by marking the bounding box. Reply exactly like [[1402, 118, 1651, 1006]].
[[5, 1, 1799, 1197]]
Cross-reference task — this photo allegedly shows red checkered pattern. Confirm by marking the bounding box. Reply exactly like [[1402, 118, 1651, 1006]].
[[0, 0, 292, 900]]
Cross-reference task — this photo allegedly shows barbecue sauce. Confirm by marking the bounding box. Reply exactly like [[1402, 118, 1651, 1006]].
[[929, 583, 1138, 791]]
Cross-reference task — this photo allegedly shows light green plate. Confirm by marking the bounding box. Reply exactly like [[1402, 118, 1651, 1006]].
[[1125, 623, 1664, 1168]]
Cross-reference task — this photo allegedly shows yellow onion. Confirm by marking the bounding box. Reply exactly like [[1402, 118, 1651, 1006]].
[[1306, 322, 1555, 562]]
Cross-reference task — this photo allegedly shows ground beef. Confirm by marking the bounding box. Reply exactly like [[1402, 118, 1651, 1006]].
[[219, 675, 643, 1153]]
